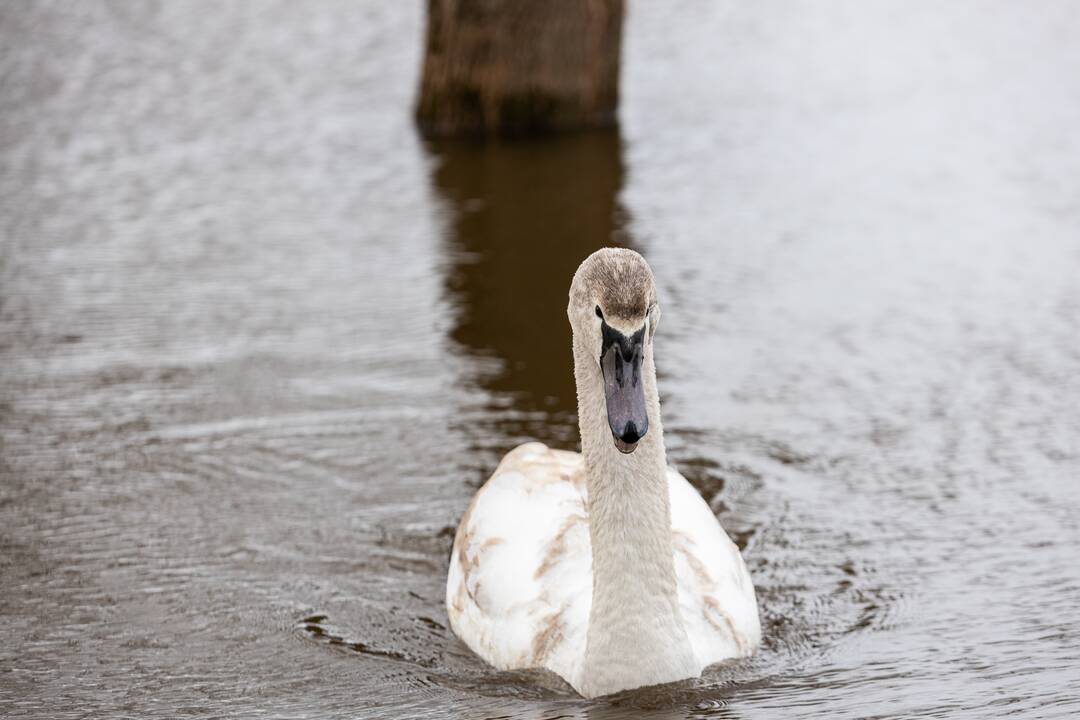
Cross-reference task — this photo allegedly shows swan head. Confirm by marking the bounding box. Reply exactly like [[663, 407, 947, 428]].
[[568, 248, 660, 454]]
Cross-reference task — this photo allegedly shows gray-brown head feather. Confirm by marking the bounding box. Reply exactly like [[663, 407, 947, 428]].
[[569, 248, 656, 322]]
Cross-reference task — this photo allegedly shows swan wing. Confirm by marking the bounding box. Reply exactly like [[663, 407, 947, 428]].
[[447, 442, 592, 689], [668, 467, 762, 668]]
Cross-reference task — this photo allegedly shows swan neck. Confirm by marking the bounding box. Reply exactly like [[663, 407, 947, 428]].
[[572, 331, 696, 696]]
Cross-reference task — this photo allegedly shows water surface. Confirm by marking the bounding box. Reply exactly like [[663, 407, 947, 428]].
[[2, 2, 1079, 717]]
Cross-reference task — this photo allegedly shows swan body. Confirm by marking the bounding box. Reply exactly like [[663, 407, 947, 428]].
[[447, 443, 759, 695], [446, 249, 760, 697]]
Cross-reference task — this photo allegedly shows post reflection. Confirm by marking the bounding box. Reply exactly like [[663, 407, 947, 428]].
[[429, 129, 635, 449]]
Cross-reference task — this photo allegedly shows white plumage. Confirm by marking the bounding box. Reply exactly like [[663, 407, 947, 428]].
[[447, 442, 760, 695]]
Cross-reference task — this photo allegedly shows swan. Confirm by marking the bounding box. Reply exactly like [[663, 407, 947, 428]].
[[446, 248, 760, 698]]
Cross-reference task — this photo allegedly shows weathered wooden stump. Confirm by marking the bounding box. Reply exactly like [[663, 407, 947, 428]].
[[415, 0, 624, 137]]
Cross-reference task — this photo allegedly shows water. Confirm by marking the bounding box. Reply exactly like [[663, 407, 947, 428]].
[[2, 2, 1079, 717]]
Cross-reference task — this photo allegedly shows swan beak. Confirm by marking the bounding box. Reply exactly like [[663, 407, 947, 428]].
[[600, 326, 648, 454]]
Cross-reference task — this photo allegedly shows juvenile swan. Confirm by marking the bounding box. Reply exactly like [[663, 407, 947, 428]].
[[446, 248, 760, 698]]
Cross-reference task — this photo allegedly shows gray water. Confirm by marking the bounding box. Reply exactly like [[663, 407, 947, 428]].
[[2, 2, 1079, 718]]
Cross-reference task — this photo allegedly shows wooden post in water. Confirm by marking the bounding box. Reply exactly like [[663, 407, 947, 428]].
[[415, 0, 624, 137]]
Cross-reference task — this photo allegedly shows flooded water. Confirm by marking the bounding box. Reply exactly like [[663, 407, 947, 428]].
[[2, 1, 1079, 717]]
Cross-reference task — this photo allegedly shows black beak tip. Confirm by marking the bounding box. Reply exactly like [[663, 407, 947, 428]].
[[612, 420, 647, 454], [620, 422, 643, 444]]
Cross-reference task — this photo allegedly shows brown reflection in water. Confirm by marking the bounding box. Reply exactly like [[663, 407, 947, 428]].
[[428, 129, 635, 445]]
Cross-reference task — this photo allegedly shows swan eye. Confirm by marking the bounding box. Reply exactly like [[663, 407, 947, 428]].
[[595, 305, 604, 319]]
